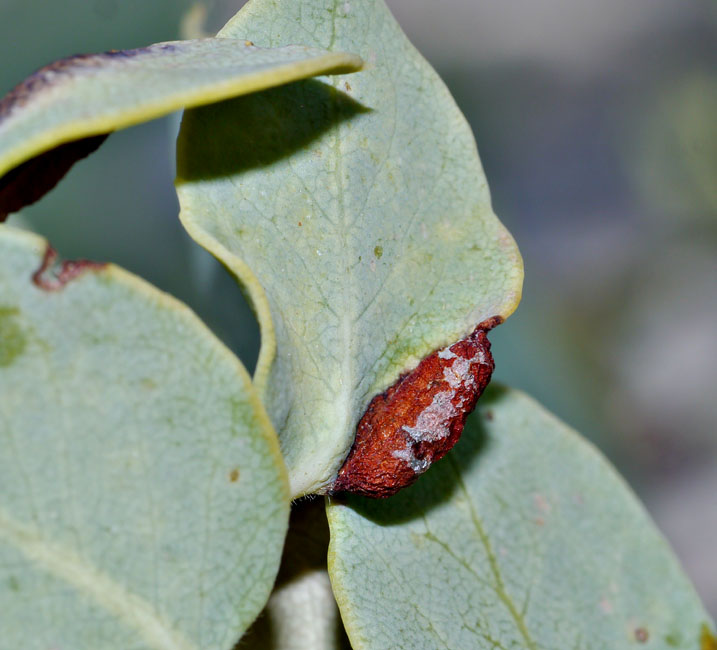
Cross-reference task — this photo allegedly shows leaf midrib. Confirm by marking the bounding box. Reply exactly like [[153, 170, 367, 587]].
[[449, 457, 540, 650], [329, 1, 357, 490], [0, 507, 197, 650]]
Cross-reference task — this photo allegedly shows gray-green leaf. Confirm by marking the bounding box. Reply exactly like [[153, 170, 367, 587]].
[[176, 0, 523, 497], [326, 386, 713, 650], [0, 226, 289, 649], [0, 38, 361, 218]]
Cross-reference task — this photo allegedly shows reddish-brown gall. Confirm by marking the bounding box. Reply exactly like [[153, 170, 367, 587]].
[[333, 316, 501, 498]]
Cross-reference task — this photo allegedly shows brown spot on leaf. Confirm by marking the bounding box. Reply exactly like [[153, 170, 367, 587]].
[[634, 627, 649, 643], [0, 135, 108, 221], [32, 245, 106, 291], [702, 625, 717, 650], [332, 316, 501, 498], [229, 468, 240, 483]]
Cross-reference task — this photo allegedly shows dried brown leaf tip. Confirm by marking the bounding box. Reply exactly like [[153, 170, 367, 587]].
[[32, 245, 106, 291], [333, 316, 502, 498]]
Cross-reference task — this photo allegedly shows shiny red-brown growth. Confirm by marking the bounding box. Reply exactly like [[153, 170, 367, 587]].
[[32, 245, 106, 291], [333, 316, 501, 498]]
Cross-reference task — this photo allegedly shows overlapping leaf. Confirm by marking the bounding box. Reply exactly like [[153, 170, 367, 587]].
[[0, 226, 289, 649], [326, 386, 714, 649], [0, 38, 361, 217], [176, 0, 523, 497]]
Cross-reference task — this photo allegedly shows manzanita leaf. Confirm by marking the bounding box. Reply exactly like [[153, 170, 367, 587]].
[[326, 386, 714, 650], [0, 38, 362, 218], [0, 226, 289, 649], [176, 0, 523, 497]]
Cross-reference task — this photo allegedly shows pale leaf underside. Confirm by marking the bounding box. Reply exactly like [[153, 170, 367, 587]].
[[0, 226, 289, 649], [176, 0, 523, 497]]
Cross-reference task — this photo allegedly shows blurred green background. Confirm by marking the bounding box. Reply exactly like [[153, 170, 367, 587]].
[[2, 0, 715, 614]]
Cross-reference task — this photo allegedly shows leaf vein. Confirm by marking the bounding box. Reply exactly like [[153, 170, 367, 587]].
[[448, 457, 540, 650], [0, 508, 198, 650]]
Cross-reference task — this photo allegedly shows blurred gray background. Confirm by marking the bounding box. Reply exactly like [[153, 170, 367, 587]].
[[2, 0, 715, 614]]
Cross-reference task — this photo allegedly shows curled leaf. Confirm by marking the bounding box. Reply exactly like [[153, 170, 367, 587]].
[[0, 39, 361, 218]]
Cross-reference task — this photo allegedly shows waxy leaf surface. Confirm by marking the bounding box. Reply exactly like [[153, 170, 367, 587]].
[[176, 0, 523, 496], [327, 387, 713, 650], [0, 38, 361, 217], [0, 226, 289, 649]]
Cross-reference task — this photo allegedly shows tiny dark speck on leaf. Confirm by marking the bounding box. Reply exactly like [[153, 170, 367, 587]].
[[298, 221, 302, 226], [229, 468, 240, 483], [702, 624, 717, 650], [373, 245, 383, 259], [102, 48, 145, 59], [483, 410, 494, 421], [634, 627, 649, 643]]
